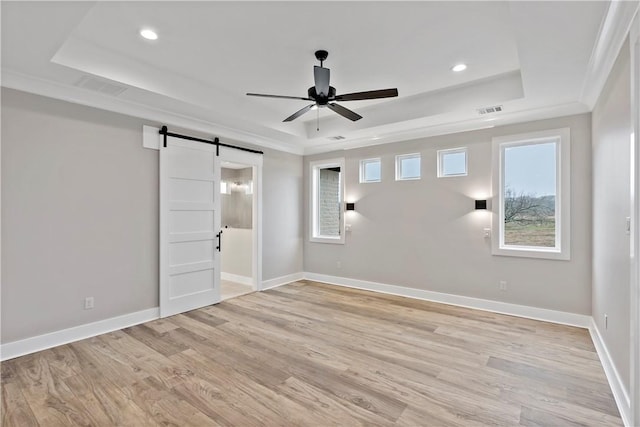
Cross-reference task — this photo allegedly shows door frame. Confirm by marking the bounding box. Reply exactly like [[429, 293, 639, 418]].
[[631, 9, 640, 425], [219, 146, 263, 292]]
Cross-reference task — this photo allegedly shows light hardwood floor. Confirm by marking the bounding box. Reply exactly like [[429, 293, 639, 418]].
[[220, 280, 253, 301], [1, 280, 621, 426]]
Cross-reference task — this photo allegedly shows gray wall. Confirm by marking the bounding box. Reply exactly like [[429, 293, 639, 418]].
[[592, 38, 631, 395], [262, 147, 304, 280], [304, 113, 592, 315], [1, 88, 159, 343], [1, 88, 304, 343]]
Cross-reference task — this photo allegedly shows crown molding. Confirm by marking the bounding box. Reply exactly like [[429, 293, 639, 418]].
[[302, 101, 589, 155], [580, 0, 640, 109], [1, 69, 305, 156]]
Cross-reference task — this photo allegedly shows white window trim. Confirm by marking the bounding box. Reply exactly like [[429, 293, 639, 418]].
[[310, 158, 345, 244], [395, 153, 421, 181], [359, 158, 382, 183], [437, 147, 468, 177], [491, 128, 571, 260]]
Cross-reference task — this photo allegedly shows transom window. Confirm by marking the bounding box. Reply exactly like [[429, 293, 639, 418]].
[[395, 153, 421, 181], [437, 147, 467, 177], [360, 158, 381, 183]]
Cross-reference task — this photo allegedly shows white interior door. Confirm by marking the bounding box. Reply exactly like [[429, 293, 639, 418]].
[[160, 136, 221, 317]]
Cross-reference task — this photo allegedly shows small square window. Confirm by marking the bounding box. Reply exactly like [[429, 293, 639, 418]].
[[360, 158, 381, 183], [438, 148, 467, 177], [395, 153, 421, 180]]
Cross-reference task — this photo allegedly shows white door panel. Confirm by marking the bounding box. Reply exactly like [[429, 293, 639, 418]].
[[160, 136, 220, 317]]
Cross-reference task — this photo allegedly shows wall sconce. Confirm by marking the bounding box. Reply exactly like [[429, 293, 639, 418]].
[[345, 202, 355, 211], [475, 200, 487, 210]]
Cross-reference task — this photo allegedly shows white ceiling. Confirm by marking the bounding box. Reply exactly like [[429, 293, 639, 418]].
[[1, 1, 632, 155]]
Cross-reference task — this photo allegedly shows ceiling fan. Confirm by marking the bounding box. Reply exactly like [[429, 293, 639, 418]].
[[247, 50, 398, 123]]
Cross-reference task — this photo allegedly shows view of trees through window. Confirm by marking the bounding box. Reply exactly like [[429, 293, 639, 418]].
[[503, 141, 557, 247]]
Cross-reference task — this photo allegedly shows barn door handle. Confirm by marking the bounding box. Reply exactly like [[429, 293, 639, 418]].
[[216, 230, 223, 252]]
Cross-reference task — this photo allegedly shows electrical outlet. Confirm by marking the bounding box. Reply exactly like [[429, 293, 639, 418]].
[[499, 281, 507, 292], [336, 261, 341, 269], [605, 314, 608, 330], [84, 297, 95, 310]]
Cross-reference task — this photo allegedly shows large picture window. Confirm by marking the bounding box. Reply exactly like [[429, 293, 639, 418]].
[[310, 158, 345, 244], [492, 128, 570, 260]]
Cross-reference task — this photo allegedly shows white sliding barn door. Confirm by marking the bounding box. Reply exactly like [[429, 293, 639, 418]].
[[160, 136, 221, 317]]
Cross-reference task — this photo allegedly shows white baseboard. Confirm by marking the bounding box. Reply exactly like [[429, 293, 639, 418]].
[[261, 272, 305, 290], [303, 272, 591, 328], [0, 307, 159, 361], [221, 272, 254, 287], [589, 319, 631, 426]]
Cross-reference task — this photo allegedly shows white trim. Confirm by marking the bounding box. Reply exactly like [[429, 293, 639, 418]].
[[261, 272, 305, 291], [581, 1, 640, 109], [491, 128, 571, 261], [589, 319, 632, 426], [0, 308, 159, 361], [1, 69, 304, 156], [221, 272, 254, 287], [630, 10, 640, 426], [217, 146, 263, 292], [303, 272, 590, 328]]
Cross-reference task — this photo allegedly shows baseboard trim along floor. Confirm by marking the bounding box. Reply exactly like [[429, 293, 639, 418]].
[[304, 273, 591, 328]]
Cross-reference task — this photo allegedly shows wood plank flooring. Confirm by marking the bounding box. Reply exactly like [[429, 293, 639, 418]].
[[220, 280, 254, 301], [1, 280, 622, 426]]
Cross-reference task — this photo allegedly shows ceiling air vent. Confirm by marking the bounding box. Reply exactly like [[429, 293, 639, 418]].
[[477, 105, 503, 115], [74, 75, 128, 96], [328, 136, 346, 141]]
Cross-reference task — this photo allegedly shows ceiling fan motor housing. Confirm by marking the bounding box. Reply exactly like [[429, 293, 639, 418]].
[[308, 85, 336, 106]]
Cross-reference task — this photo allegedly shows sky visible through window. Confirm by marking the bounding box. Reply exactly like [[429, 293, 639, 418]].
[[504, 142, 556, 196], [442, 151, 466, 176], [400, 156, 420, 179], [363, 160, 381, 181]]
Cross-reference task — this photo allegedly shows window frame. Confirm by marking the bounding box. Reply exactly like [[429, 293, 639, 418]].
[[437, 147, 468, 178], [309, 158, 345, 244], [491, 128, 571, 260], [359, 158, 382, 183], [395, 153, 421, 181]]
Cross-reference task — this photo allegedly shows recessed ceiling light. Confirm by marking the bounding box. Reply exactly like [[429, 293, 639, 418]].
[[452, 63, 467, 72], [140, 29, 158, 40]]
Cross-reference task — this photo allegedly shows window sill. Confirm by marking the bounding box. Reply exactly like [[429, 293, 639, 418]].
[[310, 236, 345, 245], [492, 245, 570, 261]]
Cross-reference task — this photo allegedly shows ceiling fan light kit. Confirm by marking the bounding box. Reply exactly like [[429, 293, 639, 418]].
[[247, 50, 398, 124]]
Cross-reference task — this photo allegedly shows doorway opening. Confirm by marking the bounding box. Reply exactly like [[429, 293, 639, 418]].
[[220, 162, 255, 300]]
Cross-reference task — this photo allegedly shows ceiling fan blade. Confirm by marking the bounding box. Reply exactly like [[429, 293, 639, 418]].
[[327, 103, 362, 121], [314, 66, 330, 97], [247, 93, 312, 101], [334, 88, 398, 101], [283, 104, 316, 122]]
